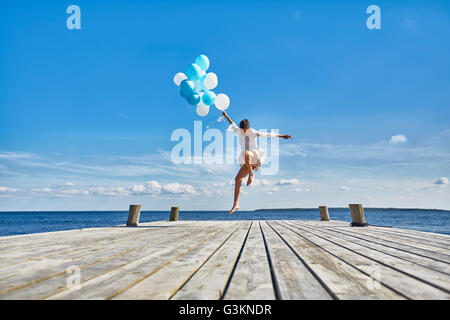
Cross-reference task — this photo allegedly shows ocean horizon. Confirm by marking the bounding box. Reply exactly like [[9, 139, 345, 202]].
[[1, 208, 449, 237]]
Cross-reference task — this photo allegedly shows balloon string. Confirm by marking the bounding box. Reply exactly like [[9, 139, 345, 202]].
[[206, 116, 224, 128]]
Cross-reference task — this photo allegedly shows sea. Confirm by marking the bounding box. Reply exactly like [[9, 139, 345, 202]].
[[0, 208, 449, 237]]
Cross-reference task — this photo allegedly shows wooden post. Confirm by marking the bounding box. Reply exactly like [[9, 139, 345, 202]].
[[319, 206, 330, 221], [349, 204, 368, 227], [170, 206, 179, 221], [126, 205, 141, 227]]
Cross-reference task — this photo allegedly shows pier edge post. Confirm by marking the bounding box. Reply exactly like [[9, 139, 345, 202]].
[[319, 206, 330, 221], [126, 205, 142, 227], [170, 207, 179, 221], [349, 204, 368, 227]]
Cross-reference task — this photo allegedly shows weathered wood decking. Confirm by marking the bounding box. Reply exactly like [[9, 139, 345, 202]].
[[0, 220, 449, 300]]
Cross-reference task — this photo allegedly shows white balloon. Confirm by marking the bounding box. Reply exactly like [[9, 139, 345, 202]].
[[203, 72, 218, 90], [173, 72, 187, 86], [214, 93, 230, 110], [196, 102, 210, 117]]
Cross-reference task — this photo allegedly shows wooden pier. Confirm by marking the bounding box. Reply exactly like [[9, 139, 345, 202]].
[[0, 219, 449, 300]]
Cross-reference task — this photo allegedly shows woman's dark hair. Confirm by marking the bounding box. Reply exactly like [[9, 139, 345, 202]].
[[239, 119, 250, 129]]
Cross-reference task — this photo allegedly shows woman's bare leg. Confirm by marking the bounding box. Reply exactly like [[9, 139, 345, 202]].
[[244, 151, 254, 186], [228, 165, 249, 214]]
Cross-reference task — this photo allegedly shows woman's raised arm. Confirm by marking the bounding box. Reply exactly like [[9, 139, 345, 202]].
[[222, 111, 233, 125]]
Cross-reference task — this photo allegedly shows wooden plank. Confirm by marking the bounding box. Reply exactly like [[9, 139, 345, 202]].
[[0, 221, 227, 265], [0, 228, 164, 271], [0, 224, 209, 298], [267, 221, 404, 300], [259, 221, 332, 299], [347, 227, 450, 251], [0, 222, 237, 299], [367, 226, 450, 241], [113, 221, 246, 299], [0, 221, 223, 275], [0, 227, 131, 251], [320, 226, 450, 258], [0, 226, 179, 280], [322, 220, 450, 248], [286, 221, 450, 292], [302, 222, 450, 260], [317, 220, 450, 245], [46, 222, 239, 300], [171, 221, 252, 300], [278, 221, 449, 299], [0, 220, 170, 255], [0, 220, 206, 252], [323, 219, 450, 243], [223, 222, 275, 300], [301, 222, 450, 273]]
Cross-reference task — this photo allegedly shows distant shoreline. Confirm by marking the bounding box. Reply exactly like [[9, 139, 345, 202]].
[[0, 207, 449, 213], [254, 207, 450, 212]]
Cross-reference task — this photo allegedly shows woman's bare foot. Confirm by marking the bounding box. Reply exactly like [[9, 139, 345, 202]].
[[227, 205, 240, 214], [247, 174, 253, 186]]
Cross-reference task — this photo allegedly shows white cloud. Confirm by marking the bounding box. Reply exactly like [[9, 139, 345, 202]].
[[59, 189, 89, 195], [129, 180, 162, 195], [295, 188, 310, 192], [263, 186, 279, 194], [53, 182, 76, 188], [87, 186, 128, 197], [433, 177, 449, 186], [198, 186, 228, 197], [8, 179, 197, 199], [198, 186, 214, 196], [421, 177, 449, 190], [340, 186, 349, 191], [276, 178, 300, 185], [390, 134, 407, 144], [128, 181, 195, 195], [31, 187, 52, 194], [213, 181, 232, 187], [251, 179, 272, 187], [0, 152, 37, 159], [279, 144, 307, 157], [163, 183, 195, 194], [251, 178, 300, 187], [0, 186, 19, 193]]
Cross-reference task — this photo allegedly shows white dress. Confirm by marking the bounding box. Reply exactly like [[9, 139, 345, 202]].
[[228, 122, 277, 171]]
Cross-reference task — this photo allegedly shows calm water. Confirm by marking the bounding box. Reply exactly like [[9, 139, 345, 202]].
[[0, 208, 449, 237]]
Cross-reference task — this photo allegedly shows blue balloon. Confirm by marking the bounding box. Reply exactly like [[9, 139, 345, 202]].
[[202, 91, 216, 106], [186, 63, 203, 80], [195, 55, 210, 71], [187, 93, 201, 105], [180, 79, 195, 98], [198, 75, 207, 91]]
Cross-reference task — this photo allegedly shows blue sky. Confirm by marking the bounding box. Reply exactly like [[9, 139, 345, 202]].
[[0, 0, 449, 210]]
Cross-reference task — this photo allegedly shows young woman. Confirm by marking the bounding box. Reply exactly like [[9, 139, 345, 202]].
[[222, 111, 292, 214]]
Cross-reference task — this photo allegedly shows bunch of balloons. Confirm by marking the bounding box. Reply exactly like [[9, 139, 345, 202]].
[[173, 55, 230, 117]]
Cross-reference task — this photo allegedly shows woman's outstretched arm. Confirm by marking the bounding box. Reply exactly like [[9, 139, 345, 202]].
[[277, 134, 293, 140], [255, 130, 293, 140]]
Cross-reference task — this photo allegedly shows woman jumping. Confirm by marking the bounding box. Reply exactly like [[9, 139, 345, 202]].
[[222, 111, 292, 214]]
